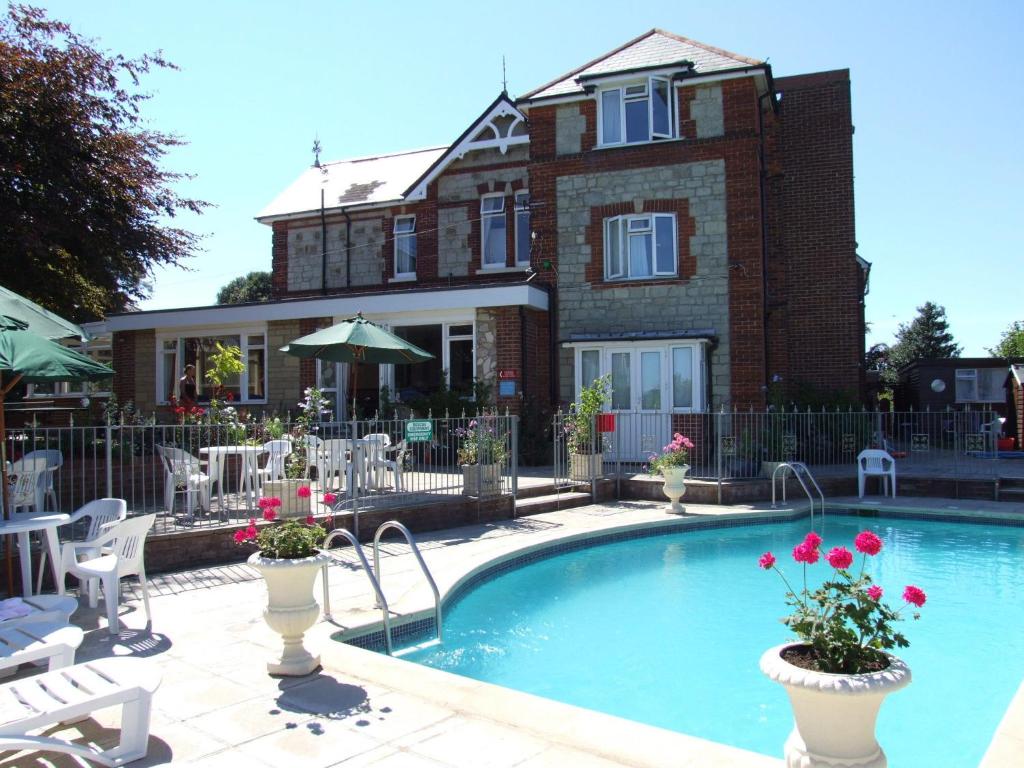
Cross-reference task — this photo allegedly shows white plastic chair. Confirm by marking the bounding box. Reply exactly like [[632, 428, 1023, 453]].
[[364, 434, 404, 491], [317, 438, 352, 491], [156, 445, 211, 516], [22, 449, 62, 511], [303, 434, 324, 479], [5, 458, 48, 515], [256, 439, 292, 490], [41, 498, 128, 597], [60, 513, 156, 635], [857, 449, 896, 498]]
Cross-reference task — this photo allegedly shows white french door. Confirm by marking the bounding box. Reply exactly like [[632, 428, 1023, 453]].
[[605, 348, 672, 462]]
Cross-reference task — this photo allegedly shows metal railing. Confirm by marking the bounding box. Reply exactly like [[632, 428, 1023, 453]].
[[2, 413, 518, 535]]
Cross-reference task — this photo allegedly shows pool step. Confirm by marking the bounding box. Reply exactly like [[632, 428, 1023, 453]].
[[515, 491, 593, 516], [392, 637, 443, 658], [996, 477, 1024, 501]]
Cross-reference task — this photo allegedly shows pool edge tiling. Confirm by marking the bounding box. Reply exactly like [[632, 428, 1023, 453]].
[[317, 497, 1024, 767]]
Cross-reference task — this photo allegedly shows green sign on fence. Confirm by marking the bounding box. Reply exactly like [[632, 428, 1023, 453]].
[[406, 419, 433, 443]]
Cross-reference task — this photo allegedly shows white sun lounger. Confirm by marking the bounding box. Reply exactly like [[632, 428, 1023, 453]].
[[0, 595, 78, 629], [0, 657, 161, 766], [0, 621, 84, 674]]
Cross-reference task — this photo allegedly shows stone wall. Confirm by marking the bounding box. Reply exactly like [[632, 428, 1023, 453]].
[[688, 84, 724, 139], [475, 308, 498, 389], [349, 218, 384, 287], [438, 207, 472, 278], [555, 104, 586, 155], [266, 319, 302, 412], [554, 160, 730, 404]]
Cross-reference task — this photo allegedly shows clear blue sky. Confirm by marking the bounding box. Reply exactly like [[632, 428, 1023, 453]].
[[33, 0, 1024, 355]]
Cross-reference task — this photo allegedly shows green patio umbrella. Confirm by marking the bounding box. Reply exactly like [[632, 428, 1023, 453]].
[[0, 317, 113, 592], [281, 313, 434, 416], [0, 285, 90, 341]]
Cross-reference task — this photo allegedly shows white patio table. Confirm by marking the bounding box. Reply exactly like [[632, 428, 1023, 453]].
[[199, 445, 265, 509], [0, 512, 70, 598]]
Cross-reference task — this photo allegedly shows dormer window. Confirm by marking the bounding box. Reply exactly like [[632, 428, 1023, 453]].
[[599, 77, 673, 146]]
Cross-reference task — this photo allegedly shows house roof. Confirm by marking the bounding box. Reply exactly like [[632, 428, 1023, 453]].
[[1012, 364, 1024, 386], [519, 29, 763, 102], [255, 146, 447, 223]]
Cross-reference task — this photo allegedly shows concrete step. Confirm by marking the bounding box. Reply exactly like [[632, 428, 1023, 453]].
[[515, 491, 592, 516], [516, 482, 559, 500]]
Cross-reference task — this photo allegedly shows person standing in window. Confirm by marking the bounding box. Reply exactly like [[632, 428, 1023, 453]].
[[179, 364, 198, 406]]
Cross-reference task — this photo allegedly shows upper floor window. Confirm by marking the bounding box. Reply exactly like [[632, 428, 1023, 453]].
[[394, 215, 416, 278], [599, 77, 673, 147], [604, 213, 677, 281], [514, 191, 531, 267], [955, 368, 1004, 403], [481, 194, 507, 268]]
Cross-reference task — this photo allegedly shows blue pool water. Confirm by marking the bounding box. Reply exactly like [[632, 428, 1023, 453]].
[[404, 515, 1024, 767]]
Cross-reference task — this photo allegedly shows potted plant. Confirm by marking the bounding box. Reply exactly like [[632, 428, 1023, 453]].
[[758, 530, 926, 767], [457, 414, 509, 497], [647, 432, 694, 513], [260, 458, 312, 518], [564, 375, 610, 481], [235, 495, 329, 676]]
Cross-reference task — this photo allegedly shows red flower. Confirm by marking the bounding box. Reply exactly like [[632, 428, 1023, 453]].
[[792, 542, 819, 564], [262, 509, 277, 522], [826, 546, 853, 570], [758, 552, 776, 570], [296, 486, 311, 499], [174, 406, 186, 415], [226, 391, 234, 402], [854, 531, 883, 556], [867, 585, 883, 601], [233, 530, 248, 544], [803, 532, 822, 550], [903, 585, 927, 607], [305, 515, 315, 525], [323, 493, 337, 505]]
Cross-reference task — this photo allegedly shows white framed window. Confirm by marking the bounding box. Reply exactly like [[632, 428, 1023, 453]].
[[481, 194, 507, 268], [604, 213, 677, 280], [27, 337, 113, 398], [514, 191, 531, 267], [955, 368, 1004, 403], [156, 328, 267, 404], [598, 76, 673, 147], [393, 215, 416, 278]]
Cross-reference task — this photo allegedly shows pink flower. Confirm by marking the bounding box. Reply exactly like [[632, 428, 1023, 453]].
[[758, 552, 776, 570], [826, 546, 853, 570], [262, 509, 277, 522], [296, 486, 311, 499], [792, 542, 819, 564], [854, 531, 882, 556], [233, 530, 248, 544], [867, 585, 883, 601], [803, 532, 822, 550], [257, 497, 273, 509], [305, 515, 315, 525], [903, 585, 927, 607], [323, 493, 337, 505]]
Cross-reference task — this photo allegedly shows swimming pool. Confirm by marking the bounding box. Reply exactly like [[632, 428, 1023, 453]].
[[403, 514, 1024, 767]]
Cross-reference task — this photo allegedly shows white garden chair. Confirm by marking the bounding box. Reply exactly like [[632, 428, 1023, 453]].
[[256, 439, 292, 490], [317, 438, 352, 492], [857, 449, 896, 498], [4, 457, 48, 515], [22, 449, 63, 511], [38, 498, 128, 597], [0, 656, 161, 766], [60, 513, 156, 635], [156, 445, 212, 517], [302, 434, 323, 479], [363, 434, 404, 491]]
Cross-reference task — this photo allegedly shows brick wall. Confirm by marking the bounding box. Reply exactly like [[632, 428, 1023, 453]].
[[765, 69, 863, 401], [112, 330, 136, 407]]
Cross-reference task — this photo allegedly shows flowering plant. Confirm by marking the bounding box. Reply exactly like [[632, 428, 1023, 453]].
[[233, 493, 326, 559], [564, 375, 610, 455], [456, 414, 509, 466], [647, 433, 694, 476], [759, 529, 927, 674]]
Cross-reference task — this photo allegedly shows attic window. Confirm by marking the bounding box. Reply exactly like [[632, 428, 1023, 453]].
[[599, 77, 673, 147]]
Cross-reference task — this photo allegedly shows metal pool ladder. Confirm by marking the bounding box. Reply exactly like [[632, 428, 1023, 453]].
[[771, 462, 826, 534], [320, 521, 442, 656]]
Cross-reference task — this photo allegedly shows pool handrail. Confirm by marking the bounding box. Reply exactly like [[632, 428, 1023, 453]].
[[321, 528, 393, 655], [771, 462, 825, 534], [373, 520, 443, 644]]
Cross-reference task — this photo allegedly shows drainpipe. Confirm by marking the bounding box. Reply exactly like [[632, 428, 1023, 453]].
[[320, 189, 328, 294], [343, 209, 353, 288], [757, 80, 777, 403], [518, 305, 527, 403]]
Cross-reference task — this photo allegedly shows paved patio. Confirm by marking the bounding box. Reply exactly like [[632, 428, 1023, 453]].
[[2, 496, 1022, 766]]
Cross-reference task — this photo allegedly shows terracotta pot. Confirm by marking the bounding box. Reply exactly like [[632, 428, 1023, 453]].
[[569, 452, 603, 482], [462, 463, 501, 497], [248, 550, 331, 676], [661, 464, 690, 513], [760, 643, 911, 768]]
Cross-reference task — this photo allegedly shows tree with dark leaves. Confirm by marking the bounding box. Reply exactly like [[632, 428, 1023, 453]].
[[0, 4, 207, 322], [889, 302, 961, 373], [216, 271, 272, 305]]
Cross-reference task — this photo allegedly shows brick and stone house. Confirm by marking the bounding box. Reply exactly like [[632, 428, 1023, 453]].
[[90, 29, 866, 426]]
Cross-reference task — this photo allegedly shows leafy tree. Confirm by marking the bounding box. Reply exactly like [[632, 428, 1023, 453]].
[[216, 271, 272, 305], [0, 4, 207, 322], [987, 321, 1024, 359], [888, 302, 961, 373]]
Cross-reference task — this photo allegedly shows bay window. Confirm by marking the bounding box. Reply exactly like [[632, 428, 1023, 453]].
[[599, 77, 673, 146], [604, 213, 677, 280]]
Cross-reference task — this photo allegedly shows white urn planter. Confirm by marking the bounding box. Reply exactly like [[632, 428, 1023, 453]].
[[760, 643, 912, 768], [248, 550, 331, 676], [660, 465, 690, 513], [569, 452, 603, 482], [261, 479, 312, 518], [462, 463, 501, 497]]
